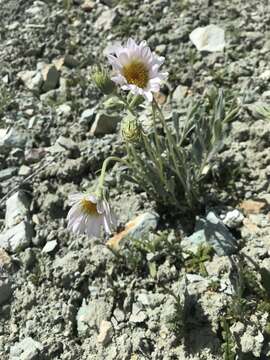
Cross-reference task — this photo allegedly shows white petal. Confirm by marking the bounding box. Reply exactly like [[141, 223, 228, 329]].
[[111, 74, 127, 85], [67, 203, 82, 221], [127, 38, 136, 49], [103, 215, 111, 234], [86, 194, 97, 204], [68, 192, 83, 205], [107, 55, 123, 71], [144, 91, 153, 102]]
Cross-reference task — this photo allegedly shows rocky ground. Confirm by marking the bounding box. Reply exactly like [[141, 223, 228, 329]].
[[0, 0, 270, 359]]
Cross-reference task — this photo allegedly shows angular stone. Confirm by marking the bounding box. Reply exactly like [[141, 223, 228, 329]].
[[172, 85, 188, 103], [240, 199, 267, 215], [222, 209, 244, 229], [182, 211, 237, 256], [77, 299, 112, 337], [0, 221, 33, 253], [90, 113, 120, 136], [5, 191, 31, 228], [81, 0, 95, 12], [10, 337, 43, 360], [129, 304, 147, 324], [0, 248, 12, 269], [97, 320, 113, 346], [17, 70, 43, 92], [0, 128, 27, 151], [42, 240, 57, 253], [94, 9, 118, 31], [0, 167, 17, 181], [56, 136, 79, 153], [107, 212, 158, 251], [0, 276, 12, 305], [41, 64, 60, 92], [80, 108, 96, 125], [18, 165, 31, 176], [189, 24, 225, 52]]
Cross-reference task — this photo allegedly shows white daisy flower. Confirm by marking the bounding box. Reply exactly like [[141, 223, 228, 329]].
[[67, 192, 116, 238], [107, 38, 168, 102]]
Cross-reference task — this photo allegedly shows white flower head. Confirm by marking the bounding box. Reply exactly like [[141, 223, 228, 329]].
[[67, 192, 116, 238], [107, 38, 168, 102]]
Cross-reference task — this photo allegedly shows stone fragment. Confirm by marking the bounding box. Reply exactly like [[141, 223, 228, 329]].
[[80, 108, 96, 125], [24, 148, 46, 164], [0, 248, 12, 269], [0, 221, 33, 253], [77, 299, 112, 337], [18, 165, 31, 176], [0, 167, 17, 181], [172, 85, 188, 103], [56, 103, 72, 116], [242, 218, 259, 233], [182, 211, 237, 256], [222, 209, 244, 229], [17, 70, 43, 92], [129, 304, 147, 324], [10, 337, 43, 360], [0, 276, 12, 305], [0, 128, 27, 151], [189, 24, 225, 52], [5, 191, 31, 228], [90, 112, 120, 136], [41, 64, 60, 92], [97, 320, 113, 346], [107, 212, 158, 250], [56, 136, 79, 154], [240, 328, 264, 357], [81, 0, 95, 12], [42, 240, 57, 253], [94, 9, 118, 31], [54, 55, 79, 69], [240, 199, 267, 215]]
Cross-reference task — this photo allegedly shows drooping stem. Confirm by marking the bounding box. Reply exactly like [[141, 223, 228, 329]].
[[97, 156, 128, 198]]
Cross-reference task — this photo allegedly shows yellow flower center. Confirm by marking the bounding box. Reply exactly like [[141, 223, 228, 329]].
[[122, 60, 149, 89], [80, 198, 98, 216]]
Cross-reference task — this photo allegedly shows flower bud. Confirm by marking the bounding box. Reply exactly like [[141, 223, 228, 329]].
[[121, 113, 142, 143], [92, 66, 115, 95]]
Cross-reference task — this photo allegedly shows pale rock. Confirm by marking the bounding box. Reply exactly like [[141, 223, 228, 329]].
[[107, 212, 158, 250], [97, 320, 113, 346], [260, 69, 270, 80], [0, 221, 33, 253], [76, 299, 112, 337], [10, 337, 44, 360], [81, 0, 95, 12], [129, 303, 147, 324], [94, 9, 118, 31], [0, 248, 12, 269], [223, 209, 244, 229], [0, 128, 27, 150], [18, 165, 31, 176], [17, 70, 43, 92], [190, 24, 225, 52], [182, 211, 237, 256], [56, 104, 72, 116], [5, 191, 31, 228], [42, 240, 57, 253]]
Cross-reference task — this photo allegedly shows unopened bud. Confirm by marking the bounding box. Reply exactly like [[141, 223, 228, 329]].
[[92, 66, 115, 95], [121, 113, 142, 143]]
